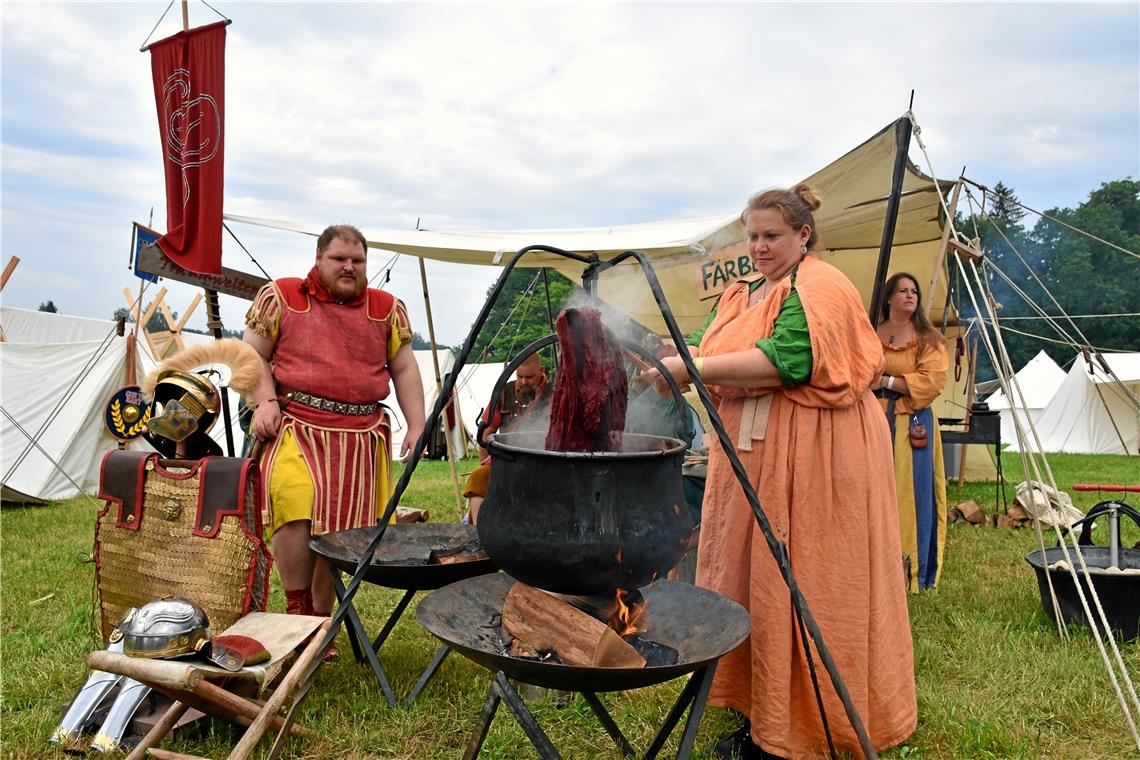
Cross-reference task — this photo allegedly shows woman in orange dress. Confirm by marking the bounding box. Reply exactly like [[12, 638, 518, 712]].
[[647, 185, 916, 759], [874, 273, 948, 592]]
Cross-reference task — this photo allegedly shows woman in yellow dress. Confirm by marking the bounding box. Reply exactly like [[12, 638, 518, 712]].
[[875, 272, 948, 592]]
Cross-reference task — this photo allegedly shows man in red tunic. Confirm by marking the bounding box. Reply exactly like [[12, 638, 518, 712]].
[[243, 224, 425, 623]]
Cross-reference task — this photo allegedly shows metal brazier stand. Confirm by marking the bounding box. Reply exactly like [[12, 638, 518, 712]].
[[417, 573, 749, 760], [312, 245, 877, 759], [309, 524, 496, 706]]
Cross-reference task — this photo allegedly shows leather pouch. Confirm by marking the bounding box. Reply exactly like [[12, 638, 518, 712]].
[[908, 418, 928, 449]]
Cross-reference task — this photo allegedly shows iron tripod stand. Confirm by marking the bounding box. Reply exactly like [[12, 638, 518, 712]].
[[314, 244, 877, 760]]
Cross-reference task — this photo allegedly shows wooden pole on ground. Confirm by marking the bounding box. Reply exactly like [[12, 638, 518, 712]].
[[418, 256, 465, 515]]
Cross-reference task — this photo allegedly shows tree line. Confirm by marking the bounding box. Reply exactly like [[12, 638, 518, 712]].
[[954, 178, 1138, 379]]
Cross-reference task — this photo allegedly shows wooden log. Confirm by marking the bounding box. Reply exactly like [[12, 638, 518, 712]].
[[395, 506, 429, 523], [501, 582, 645, 669], [433, 552, 484, 565], [146, 749, 209, 760]]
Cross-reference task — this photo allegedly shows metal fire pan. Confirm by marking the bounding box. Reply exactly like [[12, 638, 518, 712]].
[[311, 524, 497, 591], [415, 573, 750, 692]]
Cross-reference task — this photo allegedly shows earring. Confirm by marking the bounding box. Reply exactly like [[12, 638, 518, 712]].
[[800, 245, 808, 254]]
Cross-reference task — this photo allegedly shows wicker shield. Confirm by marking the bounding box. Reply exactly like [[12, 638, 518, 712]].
[[95, 451, 272, 642]]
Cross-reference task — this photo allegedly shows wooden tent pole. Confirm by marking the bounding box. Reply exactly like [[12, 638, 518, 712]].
[[418, 257, 465, 514], [927, 180, 962, 313], [181, 0, 189, 31], [0, 256, 20, 291]]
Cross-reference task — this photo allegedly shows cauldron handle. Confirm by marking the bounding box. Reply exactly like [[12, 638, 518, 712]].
[[474, 335, 694, 451], [1067, 500, 1140, 542]]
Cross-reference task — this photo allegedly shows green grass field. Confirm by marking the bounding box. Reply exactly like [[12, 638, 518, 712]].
[[1, 451, 1137, 759]]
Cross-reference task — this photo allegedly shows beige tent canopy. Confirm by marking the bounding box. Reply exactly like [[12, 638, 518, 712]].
[[227, 117, 997, 481], [228, 118, 953, 335]]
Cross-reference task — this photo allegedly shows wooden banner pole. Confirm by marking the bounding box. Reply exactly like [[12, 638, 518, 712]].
[[418, 257, 465, 515]]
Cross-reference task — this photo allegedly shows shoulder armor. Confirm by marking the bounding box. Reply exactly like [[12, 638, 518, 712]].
[[275, 278, 310, 313], [367, 288, 396, 322]]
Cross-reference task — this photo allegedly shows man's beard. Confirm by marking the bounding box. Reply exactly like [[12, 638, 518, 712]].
[[321, 271, 365, 300]]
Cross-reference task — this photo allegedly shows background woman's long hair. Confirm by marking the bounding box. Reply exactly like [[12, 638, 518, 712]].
[[879, 272, 941, 354]]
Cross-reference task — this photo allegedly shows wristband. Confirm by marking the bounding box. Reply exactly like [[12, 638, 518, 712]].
[[693, 357, 704, 378], [886, 376, 895, 391]]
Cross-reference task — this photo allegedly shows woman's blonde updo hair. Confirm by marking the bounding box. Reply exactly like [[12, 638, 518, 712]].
[[741, 183, 823, 250]]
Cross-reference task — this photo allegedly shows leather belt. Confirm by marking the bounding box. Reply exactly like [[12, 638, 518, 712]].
[[281, 390, 379, 417]]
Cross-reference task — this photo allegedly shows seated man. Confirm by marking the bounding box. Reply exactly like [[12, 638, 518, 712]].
[[464, 353, 549, 523]]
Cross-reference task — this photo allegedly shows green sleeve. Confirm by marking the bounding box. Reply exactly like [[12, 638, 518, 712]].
[[754, 287, 812, 387], [686, 306, 716, 347]]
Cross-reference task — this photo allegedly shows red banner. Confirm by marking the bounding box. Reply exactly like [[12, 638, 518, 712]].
[[149, 20, 227, 275]]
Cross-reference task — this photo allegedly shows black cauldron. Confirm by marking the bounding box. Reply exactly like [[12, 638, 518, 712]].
[[477, 431, 692, 596], [1026, 500, 1140, 642]]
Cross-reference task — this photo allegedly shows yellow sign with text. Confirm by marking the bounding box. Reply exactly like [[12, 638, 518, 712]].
[[695, 242, 762, 301]]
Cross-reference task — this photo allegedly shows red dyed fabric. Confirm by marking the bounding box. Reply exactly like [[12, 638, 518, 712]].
[[545, 308, 628, 452]]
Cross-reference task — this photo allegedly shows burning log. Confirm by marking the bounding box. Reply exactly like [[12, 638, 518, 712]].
[[501, 582, 646, 668]]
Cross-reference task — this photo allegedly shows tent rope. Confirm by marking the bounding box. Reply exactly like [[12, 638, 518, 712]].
[[983, 322, 1126, 352], [964, 187, 1140, 410], [996, 312, 1140, 321], [961, 177, 1140, 261], [962, 257, 1140, 743], [6, 329, 119, 480], [0, 406, 104, 512], [909, 110, 1140, 748]]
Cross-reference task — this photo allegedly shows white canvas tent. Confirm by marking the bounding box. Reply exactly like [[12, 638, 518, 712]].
[[984, 350, 1067, 448], [1, 307, 150, 502], [1, 308, 253, 502], [1009, 352, 1140, 455], [453, 360, 508, 448], [385, 348, 460, 456]]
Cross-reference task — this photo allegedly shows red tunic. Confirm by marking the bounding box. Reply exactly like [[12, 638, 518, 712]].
[[246, 269, 411, 534]]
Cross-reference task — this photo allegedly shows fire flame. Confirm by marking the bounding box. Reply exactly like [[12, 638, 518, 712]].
[[607, 588, 646, 637]]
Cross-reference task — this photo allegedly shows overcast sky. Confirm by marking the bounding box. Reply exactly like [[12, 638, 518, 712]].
[[2, 1, 1137, 346]]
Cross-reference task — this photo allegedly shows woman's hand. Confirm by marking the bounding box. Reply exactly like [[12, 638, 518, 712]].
[[642, 356, 690, 396]]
